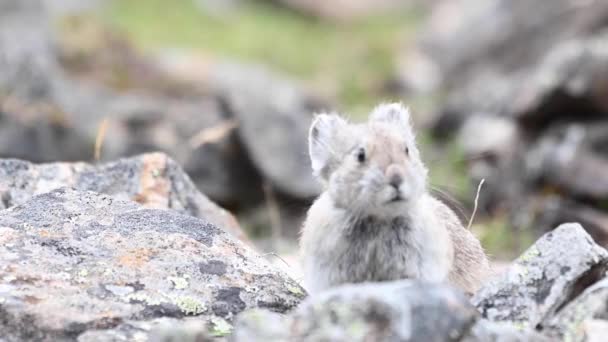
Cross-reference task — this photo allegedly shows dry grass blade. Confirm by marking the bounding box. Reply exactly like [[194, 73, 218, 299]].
[[467, 178, 485, 230], [189, 119, 238, 148], [262, 252, 291, 268], [94, 117, 109, 162], [263, 181, 283, 246]]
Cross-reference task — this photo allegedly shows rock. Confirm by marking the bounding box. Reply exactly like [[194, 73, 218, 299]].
[[0, 188, 305, 341], [205, 62, 323, 200], [543, 278, 608, 341], [531, 197, 608, 247], [462, 320, 549, 342], [473, 223, 608, 328], [458, 115, 518, 160], [510, 31, 608, 129], [233, 280, 479, 341], [525, 124, 608, 202], [400, 0, 608, 134], [0, 152, 246, 242]]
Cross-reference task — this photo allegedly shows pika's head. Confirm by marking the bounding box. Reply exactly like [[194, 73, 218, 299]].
[[309, 103, 427, 215]]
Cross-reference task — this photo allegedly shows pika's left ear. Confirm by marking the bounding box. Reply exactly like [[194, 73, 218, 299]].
[[369, 102, 411, 127]]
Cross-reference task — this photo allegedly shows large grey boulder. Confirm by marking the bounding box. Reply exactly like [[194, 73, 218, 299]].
[[0, 152, 246, 242], [473, 223, 608, 328], [0, 188, 305, 341]]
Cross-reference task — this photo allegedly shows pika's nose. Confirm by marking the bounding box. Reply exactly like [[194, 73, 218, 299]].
[[389, 174, 403, 189]]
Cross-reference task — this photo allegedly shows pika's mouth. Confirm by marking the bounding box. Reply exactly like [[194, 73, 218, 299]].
[[387, 193, 404, 203]]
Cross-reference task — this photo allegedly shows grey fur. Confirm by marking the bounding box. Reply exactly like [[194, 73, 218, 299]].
[[301, 103, 490, 295]]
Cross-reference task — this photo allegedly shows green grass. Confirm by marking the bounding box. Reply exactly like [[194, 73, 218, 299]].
[[103, 0, 422, 113], [473, 216, 537, 260]]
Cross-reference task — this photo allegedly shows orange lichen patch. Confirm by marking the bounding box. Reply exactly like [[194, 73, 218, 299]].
[[132, 153, 170, 209], [38, 229, 54, 238], [37, 229, 67, 240], [116, 248, 155, 268]]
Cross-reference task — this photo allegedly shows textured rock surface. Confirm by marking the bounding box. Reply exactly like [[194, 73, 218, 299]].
[[233, 280, 479, 341], [0, 188, 305, 341], [543, 278, 608, 341], [473, 223, 608, 328], [0, 152, 245, 241]]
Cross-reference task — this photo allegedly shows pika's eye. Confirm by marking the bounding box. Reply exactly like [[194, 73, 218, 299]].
[[356, 148, 366, 163], [405, 146, 410, 156]]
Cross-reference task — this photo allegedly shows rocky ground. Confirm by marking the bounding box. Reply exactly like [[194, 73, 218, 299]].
[[1, 155, 608, 341]]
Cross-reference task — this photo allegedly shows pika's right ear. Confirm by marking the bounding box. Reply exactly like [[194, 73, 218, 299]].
[[309, 113, 347, 180]]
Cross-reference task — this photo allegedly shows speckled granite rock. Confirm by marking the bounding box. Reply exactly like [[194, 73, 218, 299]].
[[473, 223, 608, 328], [0, 188, 305, 341], [0, 152, 246, 242]]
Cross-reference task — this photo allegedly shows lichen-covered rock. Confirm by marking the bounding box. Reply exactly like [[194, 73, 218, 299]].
[[232, 280, 478, 341], [0, 188, 305, 341], [0, 152, 246, 242], [473, 223, 608, 328], [542, 278, 608, 341]]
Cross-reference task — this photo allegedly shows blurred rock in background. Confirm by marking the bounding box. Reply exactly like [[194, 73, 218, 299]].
[[400, 0, 608, 247], [0, 0, 325, 245]]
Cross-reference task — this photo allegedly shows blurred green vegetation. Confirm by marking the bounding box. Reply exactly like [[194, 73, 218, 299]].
[[473, 217, 537, 259], [103, 0, 422, 114]]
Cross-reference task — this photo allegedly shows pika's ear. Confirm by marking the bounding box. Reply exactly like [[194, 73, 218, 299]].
[[309, 113, 347, 180], [369, 102, 412, 133]]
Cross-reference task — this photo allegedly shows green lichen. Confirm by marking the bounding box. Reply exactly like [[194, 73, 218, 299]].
[[287, 284, 305, 296], [208, 317, 233, 337], [511, 321, 528, 331], [168, 276, 189, 290], [346, 319, 366, 338], [519, 246, 541, 263], [173, 295, 206, 315]]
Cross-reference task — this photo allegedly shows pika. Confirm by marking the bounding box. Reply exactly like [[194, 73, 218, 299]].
[[300, 103, 490, 295]]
